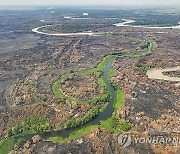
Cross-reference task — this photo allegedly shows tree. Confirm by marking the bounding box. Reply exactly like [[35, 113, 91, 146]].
[[70, 70, 74, 73], [7, 129, 13, 137]]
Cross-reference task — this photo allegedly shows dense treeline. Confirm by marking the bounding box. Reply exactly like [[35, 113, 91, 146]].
[[132, 14, 180, 26], [56, 8, 180, 26], [44, 24, 104, 33], [7, 117, 55, 137]]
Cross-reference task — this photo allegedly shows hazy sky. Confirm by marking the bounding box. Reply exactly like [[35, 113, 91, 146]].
[[0, 0, 180, 6]]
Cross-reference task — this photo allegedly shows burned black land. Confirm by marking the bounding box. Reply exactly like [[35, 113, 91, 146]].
[[0, 7, 179, 154]]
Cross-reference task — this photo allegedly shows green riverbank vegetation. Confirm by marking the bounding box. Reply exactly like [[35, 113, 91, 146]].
[[7, 117, 55, 138], [0, 138, 14, 154], [52, 55, 115, 105], [1, 38, 156, 149]]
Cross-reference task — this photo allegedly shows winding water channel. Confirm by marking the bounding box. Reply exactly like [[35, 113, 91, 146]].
[[16, 18, 180, 143], [32, 19, 180, 37], [114, 19, 180, 29], [42, 61, 115, 139], [32, 25, 94, 36], [15, 60, 116, 141]]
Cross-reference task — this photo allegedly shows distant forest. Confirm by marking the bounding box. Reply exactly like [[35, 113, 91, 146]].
[[54, 7, 180, 26]]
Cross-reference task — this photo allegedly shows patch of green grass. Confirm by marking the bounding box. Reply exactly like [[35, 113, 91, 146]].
[[114, 89, 125, 113], [118, 120, 131, 132], [100, 102, 108, 112], [0, 138, 14, 154], [48, 125, 98, 144], [98, 73, 106, 87], [17, 138, 25, 146], [100, 117, 131, 133], [109, 68, 116, 78], [100, 118, 120, 134]]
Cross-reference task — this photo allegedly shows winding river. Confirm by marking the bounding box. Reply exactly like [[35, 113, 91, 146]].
[[32, 25, 94, 36], [19, 18, 180, 143], [114, 19, 180, 29], [32, 18, 180, 37], [41, 61, 116, 139], [15, 60, 116, 141]]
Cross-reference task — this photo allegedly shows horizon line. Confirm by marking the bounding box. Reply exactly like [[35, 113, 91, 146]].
[[0, 4, 180, 7]]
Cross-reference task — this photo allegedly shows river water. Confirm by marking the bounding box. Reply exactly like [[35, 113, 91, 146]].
[[15, 60, 116, 141], [32, 19, 180, 37], [114, 19, 180, 29]]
